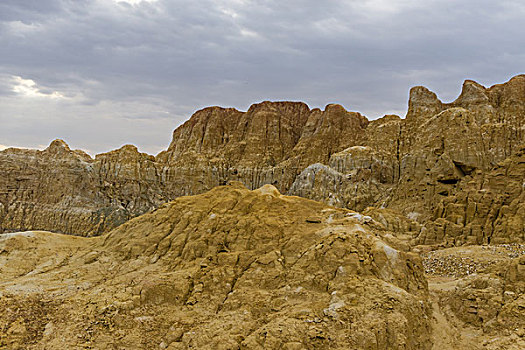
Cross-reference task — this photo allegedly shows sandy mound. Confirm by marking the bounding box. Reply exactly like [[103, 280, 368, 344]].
[[0, 183, 431, 349]]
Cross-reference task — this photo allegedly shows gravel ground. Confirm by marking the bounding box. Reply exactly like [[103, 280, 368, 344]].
[[422, 244, 525, 277], [480, 243, 525, 258]]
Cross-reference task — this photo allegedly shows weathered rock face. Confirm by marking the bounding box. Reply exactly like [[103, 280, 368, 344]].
[[0, 75, 523, 245], [0, 140, 165, 236], [289, 75, 525, 245], [157, 102, 368, 196], [0, 102, 369, 236], [404, 76, 524, 163], [419, 145, 525, 245], [388, 75, 524, 222], [0, 184, 432, 349], [289, 145, 396, 211]]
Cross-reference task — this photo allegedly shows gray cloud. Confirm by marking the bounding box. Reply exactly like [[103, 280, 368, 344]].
[[0, 0, 524, 154]]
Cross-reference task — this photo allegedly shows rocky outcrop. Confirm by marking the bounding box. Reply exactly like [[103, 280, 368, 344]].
[[289, 145, 396, 211], [157, 102, 368, 196], [419, 144, 525, 245], [0, 75, 523, 245], [0, 184, 432, 349], [289, 75, 525, 245], [0, 102, 369, 236], [0, 141, 164, 236]]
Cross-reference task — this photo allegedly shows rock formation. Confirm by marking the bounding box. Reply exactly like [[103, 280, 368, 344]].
[[420, 144, 525, 245], [0, 101, 370, 236], [0, 75, 524, 349], [1, 184, 523, 349], [157, 102, 368, 195], [0, 140, 166, 236], [290, 75, 525, 245], [0, 184, 432, 349], [0, 75, 523, 246]]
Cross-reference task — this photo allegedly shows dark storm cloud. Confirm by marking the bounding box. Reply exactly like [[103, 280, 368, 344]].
[[0, 0, 523, 154]]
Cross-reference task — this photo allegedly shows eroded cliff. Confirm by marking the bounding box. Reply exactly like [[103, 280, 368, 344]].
[[0, 75, 523, 245]]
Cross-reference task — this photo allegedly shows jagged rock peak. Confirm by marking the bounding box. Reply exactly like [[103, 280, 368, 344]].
[[41, 139, 93, 162], [405, 75, 523, 120], [97, 144, 137, 156], [190, 101, 311, 117], [487, 74, 525, 105], [45, 139, 71, 153], [381, 114, 402, 120], [452, 79, 489, 106], [95, 144, 156, 162], [463, 79, 486, 89], [491, 73, 525, 88], [406, 86, 443, 121], [193, 105, 241, 115], [408, 86, 442, 108], [164, 101, 316, 164], [118, 144, 139, 152], [324, 103, 348, 113]]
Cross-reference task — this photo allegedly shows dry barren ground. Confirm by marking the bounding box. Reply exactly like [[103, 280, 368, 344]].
[[0, 185, 523, 349], [423, 245, 525, 350]]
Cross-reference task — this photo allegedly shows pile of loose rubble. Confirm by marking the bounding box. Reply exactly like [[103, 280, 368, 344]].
[[423, 245, 525, 277]]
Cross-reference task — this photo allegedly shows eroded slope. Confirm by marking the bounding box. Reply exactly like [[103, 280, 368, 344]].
[[0, 183, 431, 349]]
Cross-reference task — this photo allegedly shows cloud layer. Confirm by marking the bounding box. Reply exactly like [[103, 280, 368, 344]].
[[1, 0, 524, 154]]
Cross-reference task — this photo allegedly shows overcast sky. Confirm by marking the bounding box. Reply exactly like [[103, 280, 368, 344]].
[[0, 0, 523, 155]]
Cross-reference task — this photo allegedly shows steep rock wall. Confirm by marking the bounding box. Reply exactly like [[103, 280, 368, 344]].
[[0, 75, 523, 243]]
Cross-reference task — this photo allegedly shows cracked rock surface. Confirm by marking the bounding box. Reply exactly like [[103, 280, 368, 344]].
[[0, 183, 431, 349]]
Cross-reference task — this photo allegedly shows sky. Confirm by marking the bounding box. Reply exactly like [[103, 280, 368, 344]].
[[0, 0, 524, 155]]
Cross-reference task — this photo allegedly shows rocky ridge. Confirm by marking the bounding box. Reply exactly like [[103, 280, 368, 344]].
[[0, 140, 166, 236], [0, 75, 524, 349], [0, 75, 523, 246]]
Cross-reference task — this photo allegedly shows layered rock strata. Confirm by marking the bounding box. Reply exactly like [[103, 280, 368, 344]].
[[0, 75, 523, 244], [290, 75, 525, 244], [0, 141, 166, 236], [1, 102, 369, 236], [420, 145, 525, 245]]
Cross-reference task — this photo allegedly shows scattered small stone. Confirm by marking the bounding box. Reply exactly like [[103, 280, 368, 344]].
[[422, 244, 525, 277]]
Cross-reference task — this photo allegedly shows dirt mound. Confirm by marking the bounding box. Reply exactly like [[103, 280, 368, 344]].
[[0, 183, 431, 349]]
